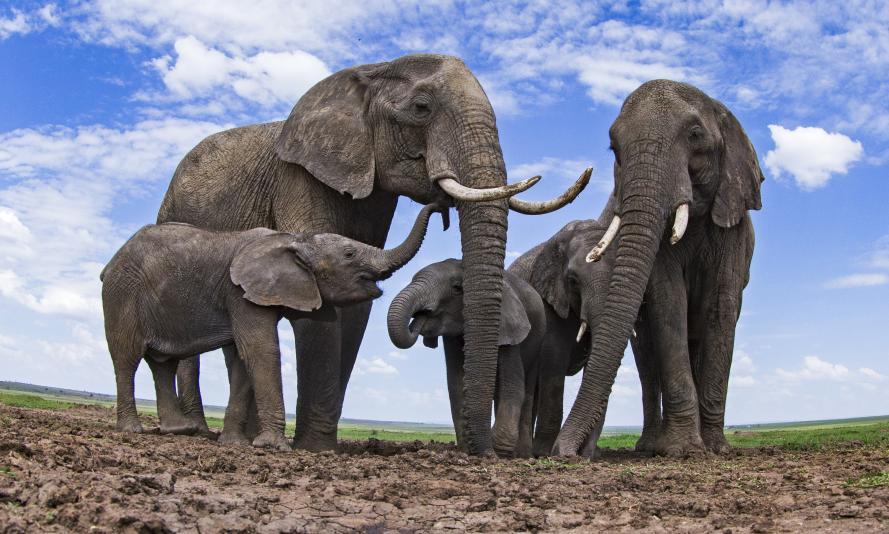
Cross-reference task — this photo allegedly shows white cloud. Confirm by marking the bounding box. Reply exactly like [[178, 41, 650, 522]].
[[776, 355, 850, 382], [730, 375, 756, 387], [765, 125, 864, 190], [733, 349, 756, 372], [825, 273, 888, 289], [859, 367, 886, 381], [0, 4, 60, 40], [0, 9, 29, 39], [0, 118, 230, 318], [151, 36, 330, 107], [355, 356, 399, 375]]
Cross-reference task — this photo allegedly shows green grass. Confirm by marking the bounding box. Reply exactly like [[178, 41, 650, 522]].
[[2, 387, 887, 451], [847, 472, 889, 488], [0, 391, 75, 410]]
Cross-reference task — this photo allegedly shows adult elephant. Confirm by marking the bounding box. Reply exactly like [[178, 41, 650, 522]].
[[554, 80, 763, 457], [157, 54, 590, 454]]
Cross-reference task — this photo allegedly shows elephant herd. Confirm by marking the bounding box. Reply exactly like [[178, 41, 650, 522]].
[[101, 53, 762, 459]]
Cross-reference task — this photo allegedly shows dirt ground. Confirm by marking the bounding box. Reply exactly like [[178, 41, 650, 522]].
[[0, 404, 887, 533]]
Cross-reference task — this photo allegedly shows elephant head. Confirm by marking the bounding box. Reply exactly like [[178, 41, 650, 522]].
[[387, 259, 532, 350], [275, 54, 590, 453], [528, 219, 613, 352], [555, 80, 764, 454], [231, 203, 443, 310]]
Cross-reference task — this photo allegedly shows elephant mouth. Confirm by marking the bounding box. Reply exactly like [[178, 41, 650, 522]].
[[356, 273, 383, 299], [409, 311, 433, 337]]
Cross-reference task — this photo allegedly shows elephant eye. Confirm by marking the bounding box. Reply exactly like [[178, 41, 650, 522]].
[[688, 126, 704, 142], [412, 99, 432, 118], [452, 283, 463, 294], [344, 249, 356, 260]]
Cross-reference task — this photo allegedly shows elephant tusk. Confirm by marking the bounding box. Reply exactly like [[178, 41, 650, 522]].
[[436, 175, 541, 202], [670, 203, 689, 245], [576, 321, 588, 343], [586, 215, 621, 263], [508, 167, 592, 214]]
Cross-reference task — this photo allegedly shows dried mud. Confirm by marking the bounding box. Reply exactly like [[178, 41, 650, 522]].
[[1, 404, 887, 533]]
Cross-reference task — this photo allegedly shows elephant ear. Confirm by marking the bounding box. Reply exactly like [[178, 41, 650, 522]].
[[230, 233, 322, 312], [498, 279, 532, 346], [528, 233, 570, 319], [275, 63, 387, 200], [712, 100, 764, 228]]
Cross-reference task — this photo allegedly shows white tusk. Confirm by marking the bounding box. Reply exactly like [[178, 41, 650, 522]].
[[436, 175, 541, 202], [585, 215, 621, 263], [508, 167, 592, 214], [576, 321, 588, 343], [671, 203, 689, 245]]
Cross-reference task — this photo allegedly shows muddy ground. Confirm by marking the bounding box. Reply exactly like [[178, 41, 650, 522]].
[[0, 404, 887, 533]]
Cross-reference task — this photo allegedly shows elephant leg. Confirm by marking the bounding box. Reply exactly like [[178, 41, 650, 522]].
[[492, 346, 525, 458], [631, 312, 662, 453], [646, 265, 704, 457], [219, 345, 256, 446], [109, 337, 143, 434], [146, 356, 199, 435], [175, 355, 211, 437], [532, 333, 569, 457], [514, 355, 538, 458], [291, 312, 342, 452], [693, 260, 747, 454], [338, 301, 372, 396], [231, 311, 289, 452], [443, 337, 466, 450]]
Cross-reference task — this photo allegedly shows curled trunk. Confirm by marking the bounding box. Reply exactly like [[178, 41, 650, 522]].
[[387, 283, 429, 349]]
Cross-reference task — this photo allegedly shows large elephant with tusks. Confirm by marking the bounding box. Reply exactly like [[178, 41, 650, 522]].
[[158, 54, 590, 454], [554, 80, 763, 457]]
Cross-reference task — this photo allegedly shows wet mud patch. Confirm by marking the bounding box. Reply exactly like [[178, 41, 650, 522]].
[[1, 403, 887, 532]]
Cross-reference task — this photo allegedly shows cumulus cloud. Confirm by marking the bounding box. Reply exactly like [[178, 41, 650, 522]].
[[0, 118, 229, 318], [0, 4, 58, 40], [824, 273, 889, 289], [765, 125, 863, 190], [355, 357, 399, 375], [776, 355, 850, 381], [859, 367, 886, 381], [151, 36, 330, 107]]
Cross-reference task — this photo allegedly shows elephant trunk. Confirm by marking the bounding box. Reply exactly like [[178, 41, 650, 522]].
[[387, 281, 432, 349], [372, 203, 439, 279], [554, 143, 670, 455]]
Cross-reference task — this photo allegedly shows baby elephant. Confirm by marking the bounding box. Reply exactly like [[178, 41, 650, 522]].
[[102, 203, 443, 451], [388, 259, 545, 457]]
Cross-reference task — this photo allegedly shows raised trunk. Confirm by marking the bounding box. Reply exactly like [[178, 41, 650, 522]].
[[387, 284, 429, 349], [373, 203, 438, 278], [554, 149, 669, 455]]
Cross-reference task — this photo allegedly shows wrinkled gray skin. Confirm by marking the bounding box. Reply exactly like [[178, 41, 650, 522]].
[[388, 260, 545, 457], [102, 205, 440, 451], [157, 54, 586, 454], [510, 218, 662, 456], [555, 80, 763, 457]]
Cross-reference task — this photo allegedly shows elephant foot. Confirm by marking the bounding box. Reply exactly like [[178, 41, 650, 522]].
[[116, 418, 144, 434], [701, 426, 732, 454], [218, 428, 252, 447], [159, 418, 201, 436], [532, 436, 556, 458], [292, 430, 338, 453], [579, 440, 600, 459], [652, 430, 706, 458], [634, 428, 660, 453], [253, 430, 292, 452]]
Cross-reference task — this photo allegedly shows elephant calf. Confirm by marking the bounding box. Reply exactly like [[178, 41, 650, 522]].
[[388, 259, 545, 457], [101, 203, 443, 451]]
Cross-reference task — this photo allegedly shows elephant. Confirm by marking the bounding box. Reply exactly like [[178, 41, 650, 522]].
[[554, 80, 763, 457], [101, 203, 444, 451], [387, 259, 545, 458], [157, 53, 591, 454], [509, 217, 662, 456]]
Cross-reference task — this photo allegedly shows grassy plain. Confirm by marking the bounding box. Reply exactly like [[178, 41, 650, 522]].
[[2, 387, 887, 452]]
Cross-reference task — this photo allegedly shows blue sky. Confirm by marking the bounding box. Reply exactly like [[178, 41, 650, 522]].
[[1, 1, 887, 426]]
